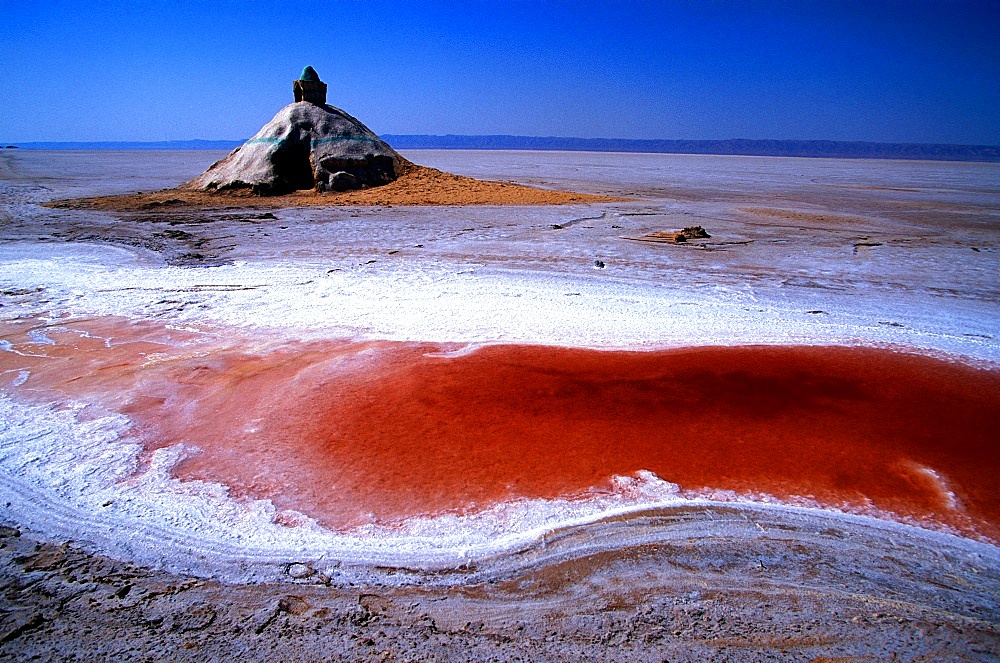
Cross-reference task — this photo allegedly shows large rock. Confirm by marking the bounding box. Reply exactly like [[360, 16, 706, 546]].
[[186, 69, 402, 196]]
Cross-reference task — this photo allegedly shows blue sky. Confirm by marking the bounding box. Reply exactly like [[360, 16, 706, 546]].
[[2, 0, 998, 144]]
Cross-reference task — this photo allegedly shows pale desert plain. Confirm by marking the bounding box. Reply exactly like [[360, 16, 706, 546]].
[[0, 147, 999, 661]]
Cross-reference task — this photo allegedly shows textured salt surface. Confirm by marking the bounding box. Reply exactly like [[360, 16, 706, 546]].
[[0, 242, 996, 363]]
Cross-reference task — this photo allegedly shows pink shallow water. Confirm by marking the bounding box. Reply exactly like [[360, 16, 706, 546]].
[[2, 317, 999, 539]]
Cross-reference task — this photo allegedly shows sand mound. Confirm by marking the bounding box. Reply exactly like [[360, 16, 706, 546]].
[[44, 67, 622, 210], [46, 162, 619, 211]]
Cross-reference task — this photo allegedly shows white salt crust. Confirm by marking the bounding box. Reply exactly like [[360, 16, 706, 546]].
[[0, 242, 996, 362], [3, 394, 998, 586]]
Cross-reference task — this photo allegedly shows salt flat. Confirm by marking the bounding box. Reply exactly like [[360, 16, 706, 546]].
[[0, 149, 998, 660]]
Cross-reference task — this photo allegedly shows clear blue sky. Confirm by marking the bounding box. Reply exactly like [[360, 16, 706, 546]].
[[2, 0, 998, 144]]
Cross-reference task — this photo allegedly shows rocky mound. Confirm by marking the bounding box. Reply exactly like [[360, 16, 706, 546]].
[[185, 67, 403, 196], [44, 66, 622, 210]]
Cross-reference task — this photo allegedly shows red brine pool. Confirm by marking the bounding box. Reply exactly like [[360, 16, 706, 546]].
[[3, 317, 999, 539]]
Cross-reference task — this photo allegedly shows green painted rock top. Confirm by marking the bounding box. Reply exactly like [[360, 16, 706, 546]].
[[299, 66, 320, 82]]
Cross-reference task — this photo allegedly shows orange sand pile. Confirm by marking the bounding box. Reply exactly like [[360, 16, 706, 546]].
[[46, 163, 621, 211]]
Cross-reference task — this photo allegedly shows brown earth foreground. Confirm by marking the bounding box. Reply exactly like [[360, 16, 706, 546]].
[[45, 162, 620, 211], [2, 508, 998, 662]]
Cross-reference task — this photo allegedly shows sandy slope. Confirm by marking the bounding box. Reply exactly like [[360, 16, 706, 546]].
[[45, 162, 620, 210]]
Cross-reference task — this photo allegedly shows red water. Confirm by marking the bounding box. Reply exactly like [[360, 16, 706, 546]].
[[3, 317, 999, 539]]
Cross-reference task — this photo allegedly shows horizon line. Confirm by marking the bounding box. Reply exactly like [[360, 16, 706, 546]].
[[4, 136, 999, 163], [5, 135, 1000, 148]]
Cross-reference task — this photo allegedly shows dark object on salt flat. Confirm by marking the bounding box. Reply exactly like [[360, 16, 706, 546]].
[[642, 226, 711, 243], [681, 225, 710, 239], [186, 67, 402, 196]]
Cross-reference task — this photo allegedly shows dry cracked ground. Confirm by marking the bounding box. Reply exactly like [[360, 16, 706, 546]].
[[2, 515, 999, 662]]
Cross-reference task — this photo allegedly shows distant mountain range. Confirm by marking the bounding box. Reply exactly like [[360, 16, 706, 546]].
[[5, 136, 999, 162], [381, 135, 1000, 162]]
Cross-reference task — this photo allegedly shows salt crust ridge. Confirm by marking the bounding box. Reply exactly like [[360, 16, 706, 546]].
[[0, 243, 996, 363]]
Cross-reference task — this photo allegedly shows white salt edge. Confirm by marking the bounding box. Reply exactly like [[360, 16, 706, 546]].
[[0, 243, 996, 363], [1, 394, 997, 585]]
